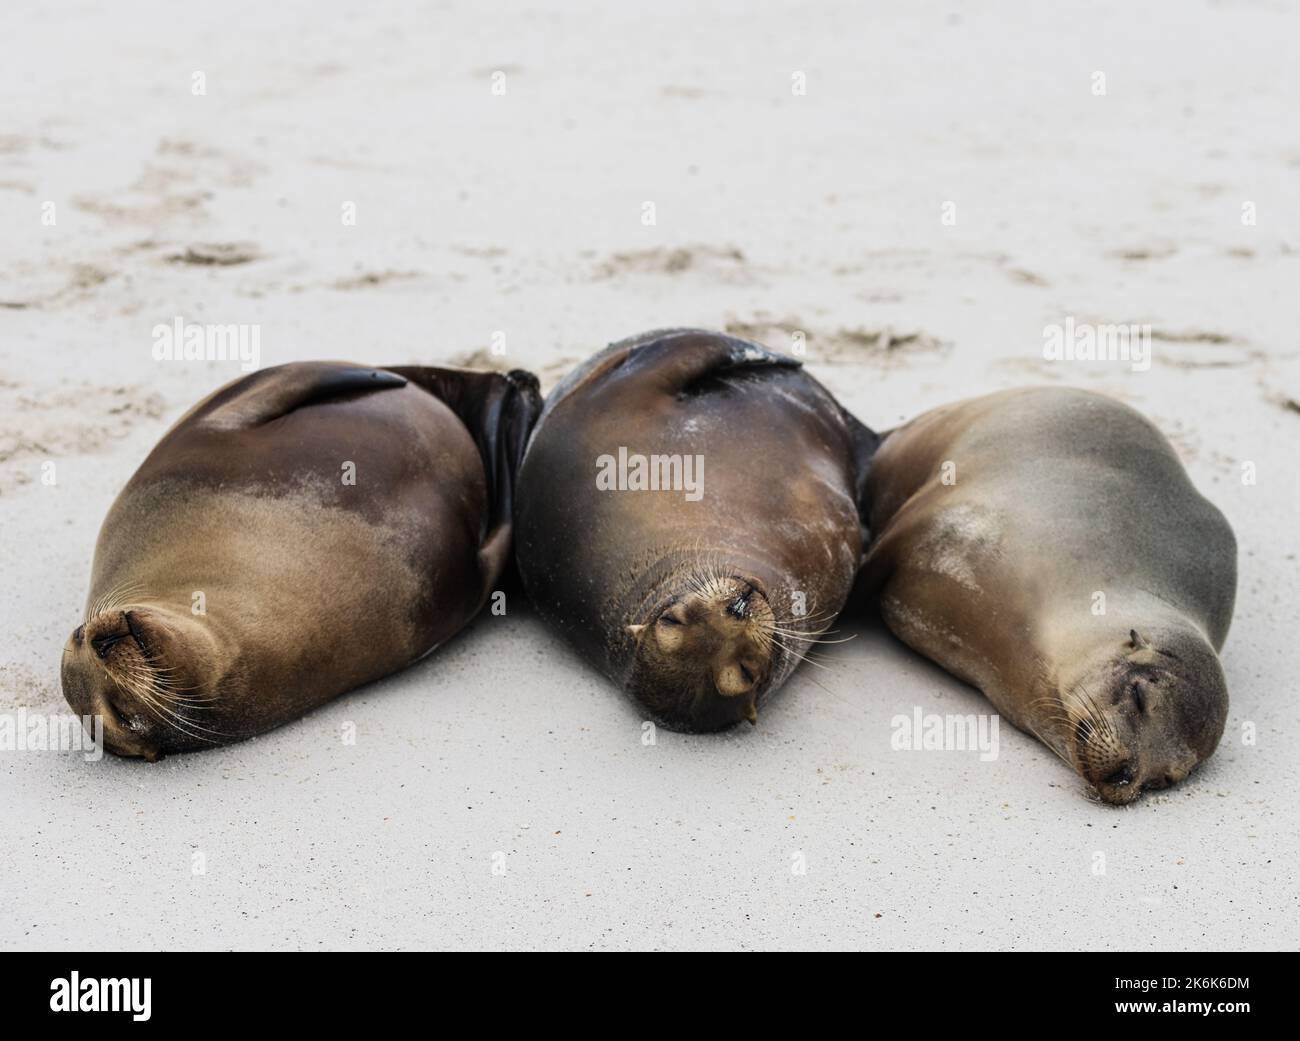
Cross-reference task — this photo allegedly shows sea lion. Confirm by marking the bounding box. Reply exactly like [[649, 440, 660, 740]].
[[514, 329, 877, 731], [60, 361, 541, 760], [860, 386, 1236, 803]]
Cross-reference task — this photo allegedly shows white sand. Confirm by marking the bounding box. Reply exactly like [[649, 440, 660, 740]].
[[2, 0, 1298, 950]]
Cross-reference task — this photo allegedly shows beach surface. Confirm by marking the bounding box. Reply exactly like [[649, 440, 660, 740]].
[[1, 0, 1298, 950]]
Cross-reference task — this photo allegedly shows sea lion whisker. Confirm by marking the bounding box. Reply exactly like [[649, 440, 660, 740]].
[[763, 620, 835, 633], [1021, 717, 1074, 768], [85, 581, 147, 622], [764, 628, 854, 645], [131, 686, 226, 741], [761, 629, 843, 648], [138, 699, 223, 743], [85, 585, 119, 621], [769, 614, 839, 631], [1024, 697, 1079, 726], [85, 589, 112, 623], [802, 672, 854, 705], [141, 679, 218, 706], [1059, 684, 1110, 745], [769, 634, 833, 672], [92, 631, 226, 721], [147, 687, 221, 707], [1075, 685, 1118, 742], [151, 696, 218, 711]]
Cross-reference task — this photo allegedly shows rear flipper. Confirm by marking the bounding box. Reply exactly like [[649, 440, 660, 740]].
[[841, 407, 881, 529], [616, 328, 802, 394], [837, 406, 884, 614], [385, 366, 543, 589], [539, 328, 802, 423], [183, 362, 409, 432]]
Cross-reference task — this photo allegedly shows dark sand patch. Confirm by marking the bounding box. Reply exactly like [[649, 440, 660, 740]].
[[1006, 267, 1049, 286], [725, 313, 949, 366], [71, 138, 263, 227], [1148, 328, 1260, 370], [594, 244, 747, 280], [448, 347, 579, 389], [167, 242, 262, 266], [1111, 245, 1179, 262], [330, 270, 422, 290], [1151, 329, 1238, 344], [451, 245, 509, 259], [0, 378, 165, 493]]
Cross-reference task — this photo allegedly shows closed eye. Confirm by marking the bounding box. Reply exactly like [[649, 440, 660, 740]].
[[1129, 682, 1146, 714]]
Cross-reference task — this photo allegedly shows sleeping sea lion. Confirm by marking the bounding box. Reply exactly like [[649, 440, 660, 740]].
[[514, 329, 877, 731], [60, 361, 541, 760], [861, 386, 1236, 803]]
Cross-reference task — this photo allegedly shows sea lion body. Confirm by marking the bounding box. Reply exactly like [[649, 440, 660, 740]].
[[515, 329, 876, 731], [862, 386, 1236, 802], [61, 362, 541, 759]]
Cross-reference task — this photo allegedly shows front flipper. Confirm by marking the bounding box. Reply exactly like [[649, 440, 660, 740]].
[[533, 329, 801, 442], [616, 328, 802, 395], [385, 366, 543, 589], [190, 362, 408, 431]]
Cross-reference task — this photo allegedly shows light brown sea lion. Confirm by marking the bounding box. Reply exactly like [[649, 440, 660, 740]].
[[60, 361, 541, 760], [514, 329, 877, 732], [861, 386, 1236, 803]]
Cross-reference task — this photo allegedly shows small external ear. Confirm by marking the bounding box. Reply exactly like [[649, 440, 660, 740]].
[[1129, 629, 1151, 651], [625, 624, 646, 642]]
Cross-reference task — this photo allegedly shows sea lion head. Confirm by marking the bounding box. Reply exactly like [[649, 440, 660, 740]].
[[61, 603, 225, 761], [624, 573, 780, 732], [1062, 627, 1228, 805]]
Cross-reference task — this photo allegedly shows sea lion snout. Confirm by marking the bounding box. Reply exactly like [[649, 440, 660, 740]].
[[1067, 632, 1226, 804], [1071, 706, 1194, 805], [1080, 743, 1201, 806], [625, 575, 778, 731], [90, 681, 164, 763], [61, 604, 220, 761]]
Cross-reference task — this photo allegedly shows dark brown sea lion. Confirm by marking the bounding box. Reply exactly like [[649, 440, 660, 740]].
[[861, 386, 1236, 803], [60, 361, 541, 760], [514, 329, 877, 732]]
